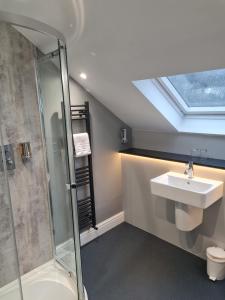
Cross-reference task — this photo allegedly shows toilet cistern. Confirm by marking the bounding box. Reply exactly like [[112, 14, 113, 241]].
[[184, 161, 194, 179]]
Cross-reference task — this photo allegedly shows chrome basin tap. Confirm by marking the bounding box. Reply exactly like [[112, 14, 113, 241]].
[[184, 161, 194, 179]]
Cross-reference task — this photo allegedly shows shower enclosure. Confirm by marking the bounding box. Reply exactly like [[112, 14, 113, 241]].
[[0, 13, 84, 300]]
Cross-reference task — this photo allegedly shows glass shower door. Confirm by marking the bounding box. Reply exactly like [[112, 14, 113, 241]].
[[0, 130, 23, 300], [36, 43, 83, 299], [37, 50, 77, 269]]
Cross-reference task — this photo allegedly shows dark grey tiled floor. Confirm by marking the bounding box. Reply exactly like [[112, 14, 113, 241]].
[[81, 223, 225, 300]]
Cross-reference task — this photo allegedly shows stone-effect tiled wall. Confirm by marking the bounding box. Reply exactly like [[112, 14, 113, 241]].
[[0, 23, 52, 287]]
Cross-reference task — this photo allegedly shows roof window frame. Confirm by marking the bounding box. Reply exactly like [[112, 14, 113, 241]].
[[158, 77, 225, 115]]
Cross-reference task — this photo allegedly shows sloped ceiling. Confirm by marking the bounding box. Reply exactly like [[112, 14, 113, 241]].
[[2, 0, 225, 132], [67, 0, 225, 132]]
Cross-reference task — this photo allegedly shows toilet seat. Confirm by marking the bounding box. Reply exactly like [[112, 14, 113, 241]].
[[207, 247, 225, 263]]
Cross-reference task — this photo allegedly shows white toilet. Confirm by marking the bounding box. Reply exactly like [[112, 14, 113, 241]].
[[207, 247, 225, 281]]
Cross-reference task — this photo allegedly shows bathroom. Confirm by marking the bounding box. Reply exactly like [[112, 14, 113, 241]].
[[1, 1, 225, 300]]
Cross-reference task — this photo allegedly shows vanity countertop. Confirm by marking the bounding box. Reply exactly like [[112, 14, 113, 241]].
[[119, 148, 225, 170]]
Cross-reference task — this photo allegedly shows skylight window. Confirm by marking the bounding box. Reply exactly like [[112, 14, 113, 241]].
[[159, 68, 225, 114], [133, 75, 225, 135]]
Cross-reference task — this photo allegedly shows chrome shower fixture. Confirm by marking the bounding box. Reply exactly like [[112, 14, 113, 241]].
[[19, 142, 32, 161], [0, 144, 16, 171]]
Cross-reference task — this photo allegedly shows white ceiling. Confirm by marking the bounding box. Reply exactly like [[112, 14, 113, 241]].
[[0, 0, 84, 42], [2, 0, 225, 132]]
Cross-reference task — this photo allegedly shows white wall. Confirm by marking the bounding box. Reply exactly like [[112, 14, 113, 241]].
[[133, 129, 225, 160]]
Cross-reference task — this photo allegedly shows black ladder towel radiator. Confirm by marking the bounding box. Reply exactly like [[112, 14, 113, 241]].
[[71, 102, 97, 231]]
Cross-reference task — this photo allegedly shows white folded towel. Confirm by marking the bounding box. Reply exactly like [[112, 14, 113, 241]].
[[73, 133, 91, 157]]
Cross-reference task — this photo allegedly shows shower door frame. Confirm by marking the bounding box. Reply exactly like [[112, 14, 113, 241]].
[[0, 11, 84, 300], [58, 40, 84, 298]]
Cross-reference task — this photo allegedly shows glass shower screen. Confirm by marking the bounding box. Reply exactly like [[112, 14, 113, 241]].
[[36, 49, 78, 272], [0, 130, 23, 300], [36, 43, 83, 299]]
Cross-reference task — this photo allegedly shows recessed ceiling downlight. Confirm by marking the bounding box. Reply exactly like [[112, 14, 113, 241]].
[[80, 72, 87, 80]]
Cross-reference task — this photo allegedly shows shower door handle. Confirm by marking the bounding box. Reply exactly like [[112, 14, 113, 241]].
[[66, 183, 76, 190]]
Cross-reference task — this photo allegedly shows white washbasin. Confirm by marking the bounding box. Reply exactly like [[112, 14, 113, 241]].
[[151, 172, 224, 231], [151, 172, 223, 209]]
